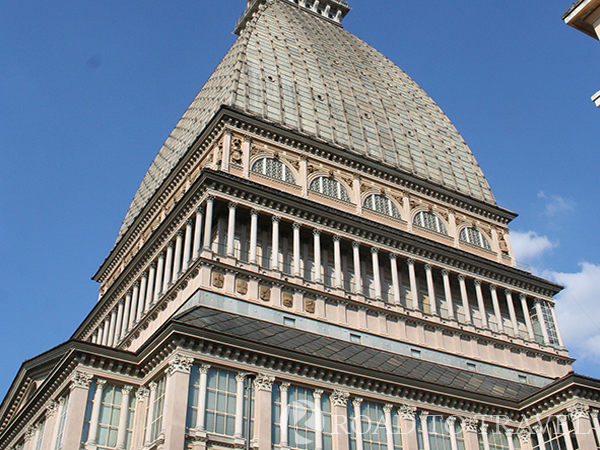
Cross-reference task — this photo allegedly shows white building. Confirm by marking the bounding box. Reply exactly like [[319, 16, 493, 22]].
[[2, 1, 600, 450]]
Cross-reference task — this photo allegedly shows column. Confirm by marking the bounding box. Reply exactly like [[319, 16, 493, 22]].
[[101, 318, 110, 346], [506, 429, 516, 450], [353, 398, 364, 450], [314, 230, 322, 283], [128, 281, 140, 330], [107, 308, 117, 347], [85, 379, 107, 449], [425, 265, 438, 315], [505, 291, 519, 337], [249, 210, 259, 264], [114, 301, 124, 344], [137, 273, 148, 322], [221, 130, 232, 172], [330, 391, 350, 450], [397, 406, 418, 450], [517, 429, 534, 450], [173, 230, 184, 282], [163, 242, 174, 292], [144, 382, 158, 447], [195, 364, 211, 432], [558, 416, 574, 450], [280, 383, 290, 447], [132, 388, 149, 450], [403, 195, 412, 232], [447, 417, 459, 450], [462, 418, 480, 450], [145, 263, 156, 313], [568, 403, 596, 450], [115, 385, 134, 450], [353, 242, 363, 295], [292, 223, 302, 276], [420, 412, 431, 450], [371, 248, 382, 300], [63, 372, 94, 450], [442, 270, 455, 320], [333, 236, 343, 288], [271, 216, 280, 271], [459, 275, 472, 324], [490, 285, 503, 333], [192, 208, 204, 260], [162, 354, 194, 450], [534, 299, 550, 345], [314, 390, 324, 450], [253, 374, 275, 450], [183, 219, 194, 271], [300, 157, 308, 197], [407, 259, 419, 310], [550, 305, 565, 347], [203, 196, 214, 251], [533, 425, 546, 450], [383, 404, 394, 450], [121, 292, 131, 337], [520, 294, 536, 341], [390, 255, 401, 305], [590, 409, 600, 448], [227, 203, 237, 257], [24, 426, 35, 450], [242, 137, 252, 178], [474, 280, 488, 328], [46, 399, 66, 450], [154, 252, 165, 303], [481, 423, 491, 450], [234, 373, 247, 439]]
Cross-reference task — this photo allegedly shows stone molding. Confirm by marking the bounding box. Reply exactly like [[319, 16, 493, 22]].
[[462, 417, 479, 433], [567, 403, 590, 421], [136, 386, 150, 401], [254, 374, 275, 392], [398, 405, 417, 420], [330, 390, 350, 407], [166, 354, 194, 376], [71, 371, 94, 389]]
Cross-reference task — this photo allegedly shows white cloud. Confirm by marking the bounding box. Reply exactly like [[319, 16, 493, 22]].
[[537, 191, 575, 217], [510, 230, 556, 262], [543, 263, 600, 368]]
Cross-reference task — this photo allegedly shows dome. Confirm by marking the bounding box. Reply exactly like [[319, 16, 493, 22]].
[[116, 0, 495, 242]]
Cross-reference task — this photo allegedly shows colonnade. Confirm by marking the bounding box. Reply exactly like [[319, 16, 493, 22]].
[[91, 196, 563, 349]]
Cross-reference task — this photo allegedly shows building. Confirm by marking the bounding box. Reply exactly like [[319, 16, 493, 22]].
[[2, 1, 600, 450], [563, 0, 600, 106]]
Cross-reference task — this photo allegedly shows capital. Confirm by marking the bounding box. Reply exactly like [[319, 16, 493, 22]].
[[532, 424, 544, 434], [134, 280, 141, 287], [122, 385, 135, 395], [489, 284, 497, 292], [398, 405, 417, 420], [45, 400, 59, 418], [567, 403, 590, 421], [187, 217, 194, 226], [149, 381, 158, 392], [458, 274, 466, 282], [250, 209, 260, 217], [333, 235, 341, 243], [590, 408, 599, 420], [24, 426, 35, 442], [236, 373, 248, 383], [517, 429, 531, 443], [168, 240, 175, 249], [229, 202, 238, 209], [481, 423, 489, 433], [141, 271, 148, 280], [462, 417, 479, 433], [136, 386, 150, 401], [177, 229, 185, 238], [330, 389, 350, 407], [206, 195, 215, 202], [441, 269, 450, 277], [389, 253, 397, 261], [314, 389, 324, 400], [406, 258, 414, 266], [150, 261, 157, 269], [520, 293, 527, 301], [371, 247, 379, 255], [280, 382, 291, 393], [96, 379, 108, 390], [199, 364, 211, 375], [474, 279, 482, 287], [272, 215, 281, 224], [446, 416, 456, 426], [505, 428, 514, 438], [254, 374, 276, 392], [166, 353, 194, 376], [352, 397, 363, 408], [383, 404, 394, 414], [558, 415, 568, 425], [71, 371, 94, 390], [293, 222, 302, 231], [313, 229, 321, 237], [425, 264, 432, 272]]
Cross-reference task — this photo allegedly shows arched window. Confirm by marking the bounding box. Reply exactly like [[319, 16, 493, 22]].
[[309, 177, 351, 202], [251, 157, 296, 185], [413, 211, 448, 235], [460, 227, 492, 250], [363, 194, 401, 219]]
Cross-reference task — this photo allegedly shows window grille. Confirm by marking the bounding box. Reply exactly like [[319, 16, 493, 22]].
[[413, 211, 448, 235], [348, 401, 403, 450], [151, 378, 166, 442], [532, 418, 579, 450], [540, 301, 561, 346], [415, 415, 464, 450], [459, 227, 492, 250], [480, 428, 522, 450], [205, 369, 237, 437], [309, 177, 351, 202], [251, 158, 296, 184], [364, 194, 401, 219], [54, 396, 69, 450]]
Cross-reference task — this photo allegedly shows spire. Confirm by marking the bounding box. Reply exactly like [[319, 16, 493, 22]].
[[235, 0, 350, 35]]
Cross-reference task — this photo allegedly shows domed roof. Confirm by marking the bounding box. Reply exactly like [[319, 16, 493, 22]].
[[116, 0, 496, 242]]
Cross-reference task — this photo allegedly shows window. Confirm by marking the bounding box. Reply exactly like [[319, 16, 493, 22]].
[[187, 366, 201, 430], [348, 402, 403, 450], [309, 177, 351, 202], [364, 194, 401, 219], [416, 415, 464, 450], [97, 384, 122, 449], [532, 418, 579, 450], [540, 301, 561, 346], [251, 158, 296, 184], [413, 211, 448, 235], [54, 396, 69, 450], [33, 422, 45, 450], [205, 369, 237, 437], [151, 378, 166, 442], [481, 428, 522, 450], [459, 227, 492, 250]]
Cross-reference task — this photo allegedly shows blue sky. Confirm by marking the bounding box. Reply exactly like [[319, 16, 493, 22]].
[[1, 0, 599, 399]]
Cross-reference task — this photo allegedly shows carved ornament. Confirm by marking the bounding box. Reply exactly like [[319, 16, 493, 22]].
[[166, 354, 194, 376], [254, 374, 276, 392]]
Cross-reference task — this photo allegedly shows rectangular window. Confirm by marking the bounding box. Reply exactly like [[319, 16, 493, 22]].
[[205, 369, 237, 437], [151, 378, 166, 442], [55, 395, 69, 450], [532, 417, 579, 450], [481, 429, 522, 450], [416, 415, 464, 450], [34, 422, 45, 450], [97, 384, 122, 449], [187, 366, 201, 430]]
